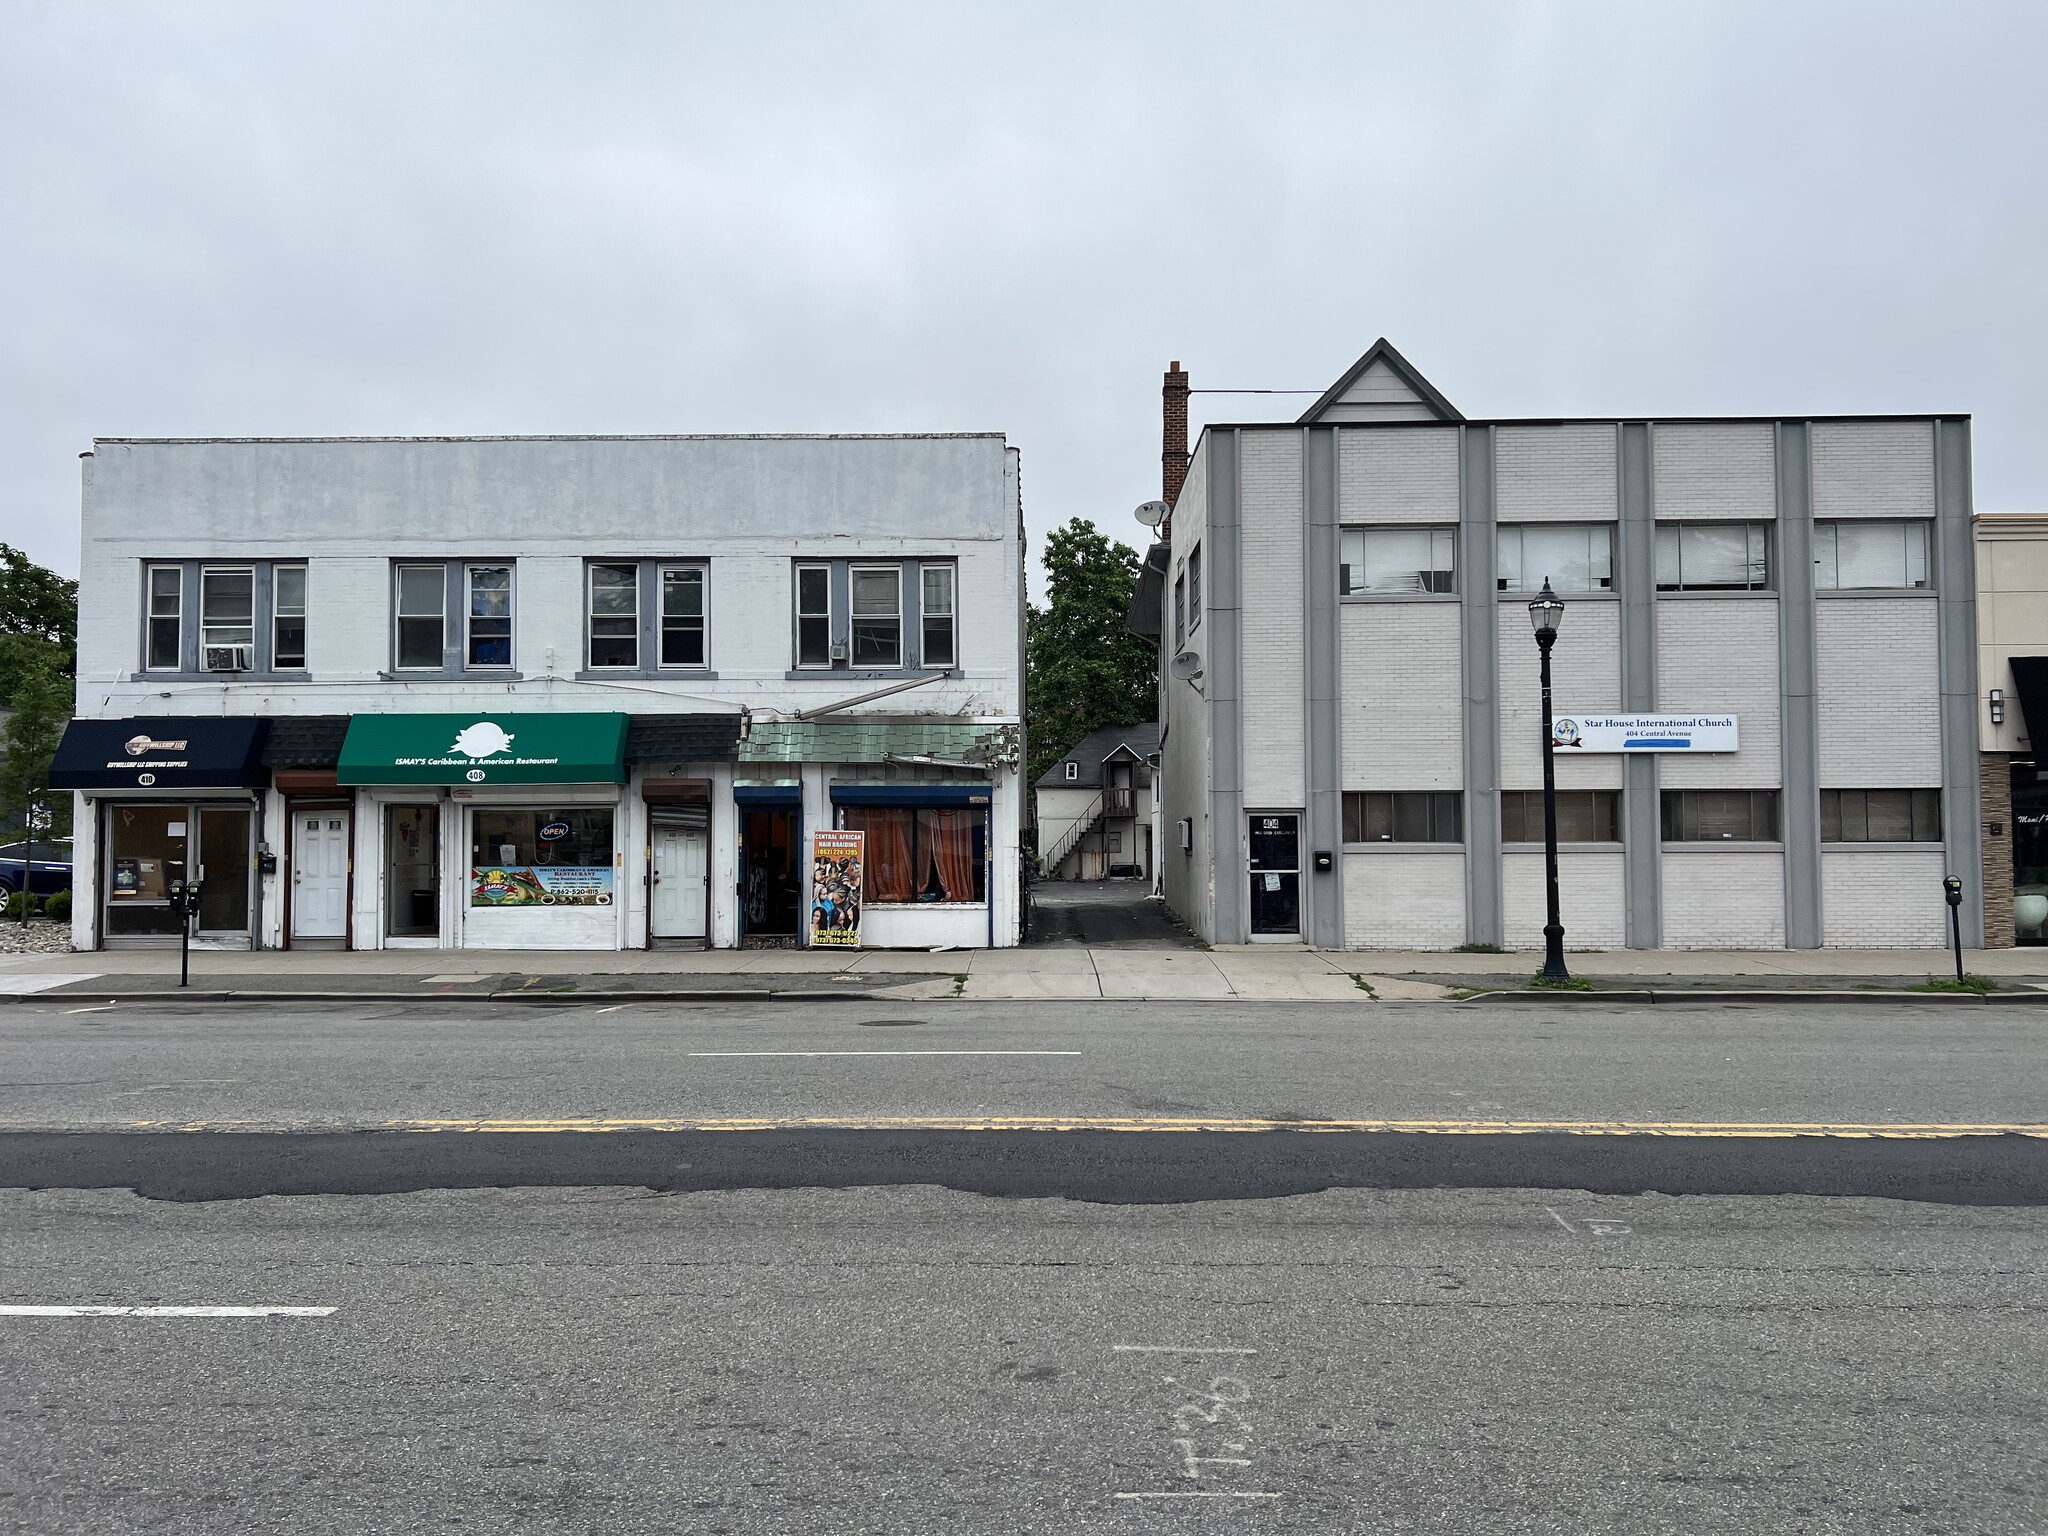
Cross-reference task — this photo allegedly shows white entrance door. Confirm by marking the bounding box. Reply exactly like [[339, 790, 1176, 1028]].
[[651, 823, 708, 939], [292, 813, 348, 940]]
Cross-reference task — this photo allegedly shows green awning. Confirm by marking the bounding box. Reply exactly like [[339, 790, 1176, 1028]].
[[337, 713, 628, 786], [739, 721, 1018, 765]]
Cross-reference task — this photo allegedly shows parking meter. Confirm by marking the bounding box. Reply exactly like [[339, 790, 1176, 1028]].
[[167, 878, 203, 989], [1943, 876, 1964, 983]]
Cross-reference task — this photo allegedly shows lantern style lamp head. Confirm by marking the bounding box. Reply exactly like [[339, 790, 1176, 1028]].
[[1528, 578, 1565, 641]]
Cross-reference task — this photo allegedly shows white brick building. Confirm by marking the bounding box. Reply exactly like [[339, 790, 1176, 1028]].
[[53, 434, 1026, 952], [1145, 341, 1981, 951]]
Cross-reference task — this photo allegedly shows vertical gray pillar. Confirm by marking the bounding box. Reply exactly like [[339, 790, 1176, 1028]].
[[1460, 426, 1502, 946], [1303, 426, 1343, 949], [1208, 429, 1248, 945], [1776, 422, 1822, 949], [1618, 424, 1661, 948], [1934, 417, 1984, 946]]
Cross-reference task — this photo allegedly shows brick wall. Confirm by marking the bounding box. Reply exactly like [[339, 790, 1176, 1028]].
[[1663, 853, 1786, 947], [1503, 850, 1625, 949], [1816, 598, 1941, 787], [1653, 423, 1776, 521], [1336, 427, 1460, 523], [1656, 599, 1781, 789], [1340, 603, 1462, 789], [1344, 850, 1465, 948], [1240, 430, 1305, 807], [1811, 421, 1936, 520], [1162, 363, 1190, 508], [1498, 598, 1622, 791], [1820, 848, 1948, 946], [1496, 424, 1618, 521], [1982, 753, 2015, 947]]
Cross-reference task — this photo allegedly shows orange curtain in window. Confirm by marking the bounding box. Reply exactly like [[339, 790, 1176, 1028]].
[[845, 809, 915, 902], [920, 809, 980, 903]]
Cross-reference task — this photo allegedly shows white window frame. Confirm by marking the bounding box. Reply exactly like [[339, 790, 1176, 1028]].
[[920, 562, 956, 669], [849, 563, 903, 669], [586, 561, 640, 671], [199, 565, 256, 669], [1064, 760, 1079, 782], [795, 562, 834, 669], [1188, 545, 1203, 630], [465, 563, 514, 669], [145, 564, 183, 672], [660, 564, 709, 669], [394, 564, 448, 672], [272, 564, 308, 671]]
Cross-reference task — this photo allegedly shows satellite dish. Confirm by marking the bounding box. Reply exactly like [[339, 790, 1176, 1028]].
[[1171, 651, 1203, 680], [1134, 500, 1169, 528]]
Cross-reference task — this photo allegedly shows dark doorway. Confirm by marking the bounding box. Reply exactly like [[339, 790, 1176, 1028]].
[[1248, 812, 1301, 936], [741, 808, 800, 938]]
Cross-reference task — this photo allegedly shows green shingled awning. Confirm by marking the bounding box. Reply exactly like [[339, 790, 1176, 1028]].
[[738, 721, 1016, 765]]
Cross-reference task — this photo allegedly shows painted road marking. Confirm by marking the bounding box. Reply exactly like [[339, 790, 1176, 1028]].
[[1114, 1491, 1282, 1500], [62, 1004, 117, 1015], [1545, 1206, 1578, 1233], [684, 1050, 1084, 1059], [1113, 1345, 1260, 1355], [39, 1115, 2048, 1137], [0, 1305, 335, 1318]]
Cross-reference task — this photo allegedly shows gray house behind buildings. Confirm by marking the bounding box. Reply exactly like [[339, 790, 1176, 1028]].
[[1150, 340, 1982, 951]]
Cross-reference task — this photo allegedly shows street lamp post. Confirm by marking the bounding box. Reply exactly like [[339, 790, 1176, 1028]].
[[1529, 580, 1569, 982]]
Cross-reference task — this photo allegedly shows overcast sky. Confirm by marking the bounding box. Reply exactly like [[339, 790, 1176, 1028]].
[[3, 1, 2043, 581]]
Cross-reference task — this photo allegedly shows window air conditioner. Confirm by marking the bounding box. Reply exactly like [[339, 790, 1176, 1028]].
[[830, 639, 848, 664], [203, 644, 254, 673]]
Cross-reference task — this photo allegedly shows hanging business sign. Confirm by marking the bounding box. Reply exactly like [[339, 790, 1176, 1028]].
[[1550, 713, 1739, 753], [809, 830, 865, 949]]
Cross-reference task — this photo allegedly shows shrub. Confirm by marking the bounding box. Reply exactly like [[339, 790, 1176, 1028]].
[[44, 889, 71, 924], [2, 889, 38, 920]]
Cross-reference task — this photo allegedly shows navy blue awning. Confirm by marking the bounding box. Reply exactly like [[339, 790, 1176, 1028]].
[[830, 784, 993, 808], [48, 717, 269, 791], [733, 785, 802, 806]]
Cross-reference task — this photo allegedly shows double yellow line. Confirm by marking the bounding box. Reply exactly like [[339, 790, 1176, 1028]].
[[121, 1116, 2048, 1139]]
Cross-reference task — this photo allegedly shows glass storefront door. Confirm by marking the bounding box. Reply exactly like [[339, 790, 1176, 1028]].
[[385, 805, 441, 939], [103, 801, 253, 942]]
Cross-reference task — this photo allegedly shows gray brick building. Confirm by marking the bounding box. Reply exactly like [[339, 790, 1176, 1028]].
[[1146, 340, 1981, 951]]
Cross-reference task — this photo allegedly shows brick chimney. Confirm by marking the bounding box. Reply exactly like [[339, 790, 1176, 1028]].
[[1162, 360, 1190, 510]]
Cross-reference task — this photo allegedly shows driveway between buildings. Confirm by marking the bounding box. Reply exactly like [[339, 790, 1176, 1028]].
[[1027, 881, 1196, 949]]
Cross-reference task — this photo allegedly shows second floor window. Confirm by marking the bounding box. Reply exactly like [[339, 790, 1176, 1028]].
[[1189, 545, 1203, 626], [588, 563, 638, 669], [146, 565, 182, 670], [467, 565, 513, 667], [1341, 526, 1456, 594], [796, 564, 833, 668], [663, 566, 706, 667], [200, 568, 255, 669], [1656, 522, 1770, 592], [1174, 572, 1186, 648], [272, 565, 307, 671], [395, 564, 447, 670], [921, 564, 956, 668], [1813, 520, 1930, 590], [1498, 524, 1612, 593], [851, 565, 902, 666]]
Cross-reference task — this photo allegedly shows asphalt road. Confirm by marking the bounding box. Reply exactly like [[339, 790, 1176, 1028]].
[[5, 998, 2045, 1532], [2, 996, 2044, 1130], [4, 1183, 2044, 1534]]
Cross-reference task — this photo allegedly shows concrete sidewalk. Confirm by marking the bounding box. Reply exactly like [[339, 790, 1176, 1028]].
[[2, 937, 2045, 1002]]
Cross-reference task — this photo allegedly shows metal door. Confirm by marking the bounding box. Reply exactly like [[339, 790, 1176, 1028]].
[[1247, 812, 1301, 936], [292, 813, 348, 939], [651, 820, 709, 939]]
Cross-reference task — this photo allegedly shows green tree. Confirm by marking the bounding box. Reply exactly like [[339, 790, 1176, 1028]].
[[1026, 519, 1157, 786], [1, 649, 70, 842], [0, 544, 77, 712]]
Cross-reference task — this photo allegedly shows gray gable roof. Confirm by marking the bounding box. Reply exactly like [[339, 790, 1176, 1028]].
[[1034, 722, 1160, 789], [1296, 337, 1463, 425]]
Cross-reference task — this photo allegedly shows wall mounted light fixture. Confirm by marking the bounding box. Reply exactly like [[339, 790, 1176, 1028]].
[[1991, 687, 2006, 726]]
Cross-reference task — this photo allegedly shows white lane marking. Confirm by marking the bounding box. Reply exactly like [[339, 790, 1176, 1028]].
[[1112, 1345, 1259, 1355], [591, 1005, 628, 1015], [63, 1004, 118, 1015], [1545, 1206, 1577, 1233], [0, 1305, 335, 1317], [686, 1050, 1082, 1058], [1114, 1492, 1281, 1500]]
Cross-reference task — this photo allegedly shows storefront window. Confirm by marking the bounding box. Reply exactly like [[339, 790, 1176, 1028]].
[[839, 806, 985, 903], [470, 808, 615, 907], [104, 803, 251, 936]]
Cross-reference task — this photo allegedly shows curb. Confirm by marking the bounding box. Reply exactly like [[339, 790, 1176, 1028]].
[[0, 988, 892, 1007], [1457, 988, 2042, 1005]]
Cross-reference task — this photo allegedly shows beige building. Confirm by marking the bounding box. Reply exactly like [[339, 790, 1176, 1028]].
[[1975, 513, 2048, 946], [1034, 723, 1159, 882]]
